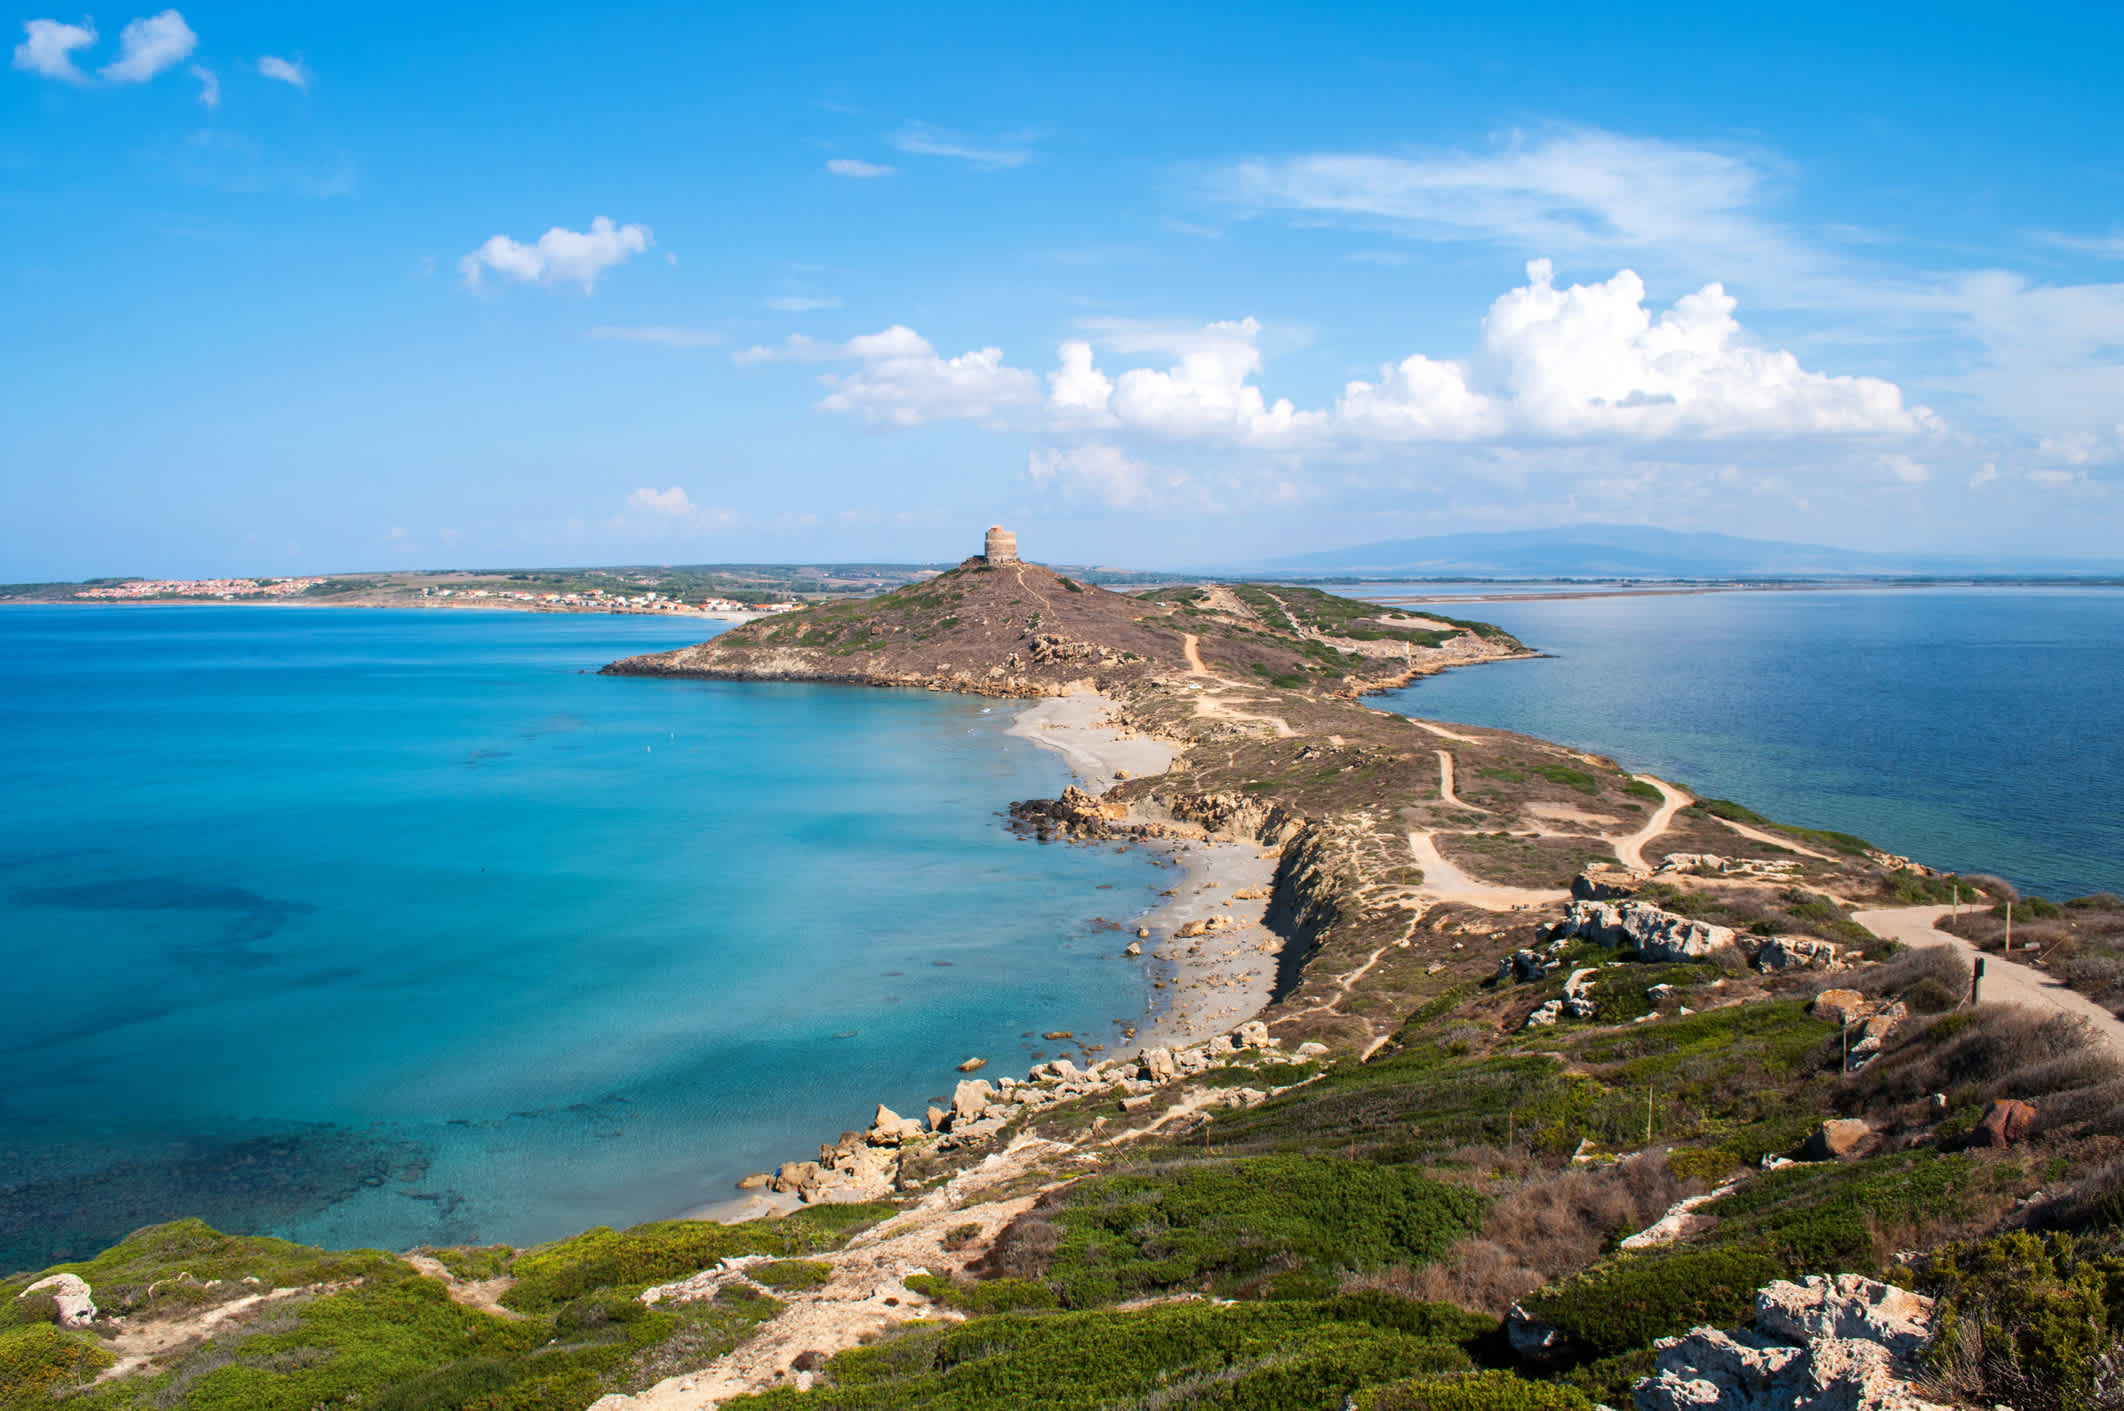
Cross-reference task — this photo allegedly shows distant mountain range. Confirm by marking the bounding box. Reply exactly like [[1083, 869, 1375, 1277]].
[[1225, 526, 2124, 580]]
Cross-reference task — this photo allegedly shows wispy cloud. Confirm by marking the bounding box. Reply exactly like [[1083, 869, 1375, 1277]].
[[887, 122, 1037, 170], [825, 157, 894, 178], [101, 9, 196, 83], [589, 325, 723, 348], [188, 62, 217, 107], [460, 216, 652, 293], [257, 53, 309, 90], [12, 18, 97, 83], [2032, 229, 2124, 260]]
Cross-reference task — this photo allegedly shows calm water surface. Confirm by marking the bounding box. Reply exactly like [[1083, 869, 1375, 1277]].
[[0, 608, 1161, 1271], [1364, 587, 2123, 901]]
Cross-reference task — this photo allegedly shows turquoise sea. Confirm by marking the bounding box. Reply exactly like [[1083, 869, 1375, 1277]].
[[0, 608, 1165, 1272], [1367, 586, 2123, 902]]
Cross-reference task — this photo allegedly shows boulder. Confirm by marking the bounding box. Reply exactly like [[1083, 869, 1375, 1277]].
[[1556, 899, 1737, 961], [1970, 1098, 2036, 1148], [1295, 1041, 1330, 1058], [1573, 863, 1650, 901], [868, 1104, 924, 1145], [1803, 1118, 1871, 1161], [1506, 1302, 1564, 1360], [770, 1161, 823, 1196], [1810, 989, 1870, 1026], [1636, 1275, 1947, 1411], [735, 1171, 772, 1190], [20, 1274, 96, 1328], [956, 1056, 988, 1073], [1138, 1046, 1177, 1082], [952, 1079, 993, 1123], [925, 1105, 946, 1131], [1234, 1020, 1271, 1048], [1124, 941, 1142, 956]]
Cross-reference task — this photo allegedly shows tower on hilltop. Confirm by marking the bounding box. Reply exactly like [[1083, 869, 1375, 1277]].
[[984, 525, 1019, 563]]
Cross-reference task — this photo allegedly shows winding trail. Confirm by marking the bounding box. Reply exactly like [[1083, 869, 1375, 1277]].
[[1851, 905, 2124, 1061], [1613, 775, 1691, 871], [1408, 718, 1480, 744], [1714, 814, 1838, 862], [1181, 631, 1208, 676]]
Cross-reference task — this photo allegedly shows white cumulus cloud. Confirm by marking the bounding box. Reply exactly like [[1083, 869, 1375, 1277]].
[[257, 54, 308, 90], [13, 17, 96, 82], [459, 216, 652, 293], [623, 486, 738, 528], [752, 262, 1932, 452], [826, 158, 894, 178], [100, 9, 195, 83]]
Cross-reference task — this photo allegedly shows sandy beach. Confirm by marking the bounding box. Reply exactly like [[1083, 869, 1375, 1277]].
[[1009, 692, 1281, 1049]]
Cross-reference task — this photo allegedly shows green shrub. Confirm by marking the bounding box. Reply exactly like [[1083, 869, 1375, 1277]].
[[752, 1259, 833, 1291], [724, 1294, 1489, 1410], [1693, 798, 1767, 825], [1922, 1230, 2124, 1411], [1355, 1369, 1595, 1411], [1042, 1155, 1487, 1305], [1622, 780, 1664, 803], [1902, 976, 1963, 1015], [503, 1204, 890, 1311], [1530, 764, 1599, 796], [0, 1324, 113, 1407], [7, 1218, 404, 1316], [1993, 897, 2063, 920], [1521, 1247, 1785, 1356], [427, 1244, 514, 1282]]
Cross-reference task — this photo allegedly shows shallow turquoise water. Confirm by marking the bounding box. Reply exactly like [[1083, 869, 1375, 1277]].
[[1368, 586, 2123, 902], [0, 608, 1162, 1271]]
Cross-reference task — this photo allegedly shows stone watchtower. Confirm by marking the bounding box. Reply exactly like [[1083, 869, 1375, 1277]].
[[984, 525, 1019, 563]]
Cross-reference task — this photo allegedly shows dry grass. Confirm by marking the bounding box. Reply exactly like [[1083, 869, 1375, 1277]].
[[1345, 1153, 1688, 1316], [1853, 1005, 2124, 1123]]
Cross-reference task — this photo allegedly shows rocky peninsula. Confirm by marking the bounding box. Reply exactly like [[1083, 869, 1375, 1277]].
[[12, 528, 2122, 1411]]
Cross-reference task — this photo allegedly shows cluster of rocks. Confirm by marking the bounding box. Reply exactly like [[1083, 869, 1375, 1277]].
[[1810, 990, 1907, 1070], [1523, 968, 1600, 1029], [1658, 853, 1803, 880], [751, 1022, 1324, 1204], [1554, 899, 1738, 962], [1555, 893, 1845, 975], [1009, 786, 1166, 842], [1007, 633, 1107, 669], [1636, 1274, 1948, 1411]]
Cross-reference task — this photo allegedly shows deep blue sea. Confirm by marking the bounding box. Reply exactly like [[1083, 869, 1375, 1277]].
[[1364, 586, 2123, 902], [0, 608, 1164, 1272]]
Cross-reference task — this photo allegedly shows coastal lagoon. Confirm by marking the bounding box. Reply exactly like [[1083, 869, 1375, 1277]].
[[1367, 585, 2123, 902], [0, 608, 1165, 1271]]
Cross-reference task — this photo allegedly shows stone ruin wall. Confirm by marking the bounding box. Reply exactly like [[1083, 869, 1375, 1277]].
[[984, 526, 1019, 562]]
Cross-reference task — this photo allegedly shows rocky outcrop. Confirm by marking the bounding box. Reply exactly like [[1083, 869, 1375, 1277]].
[[1574, 864, 1650, 900], [1753, 935, 1844, 972], [20, 1273, 96, 1328], [1524, 967, 1601, 1029], [1556, 899, 1738, 961], [1636, 1275, 1947, 1411]]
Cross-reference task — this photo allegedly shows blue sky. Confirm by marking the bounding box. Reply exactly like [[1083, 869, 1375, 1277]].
[[5, 1, 2122, 577]]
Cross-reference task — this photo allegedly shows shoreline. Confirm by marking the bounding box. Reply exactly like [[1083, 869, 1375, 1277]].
[[1006, 692, 1282, 1049], [0, 597, 772, 622]]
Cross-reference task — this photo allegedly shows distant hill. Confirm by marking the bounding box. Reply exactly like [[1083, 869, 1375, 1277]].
[[1233, 525, 2124, 580]]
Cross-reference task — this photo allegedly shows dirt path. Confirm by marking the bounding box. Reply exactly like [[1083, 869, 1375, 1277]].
[[1408, 719, 1480, 744], [403, 1254, 523, 1319], [1851, 905, 2124, 1060], [1435, 750, 1470, 808], [1181, 631, 1208, 676], [1406, 829, 1567, 911], [1712, 814, 1838, 862], [1613, 776, 1690, 871]]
